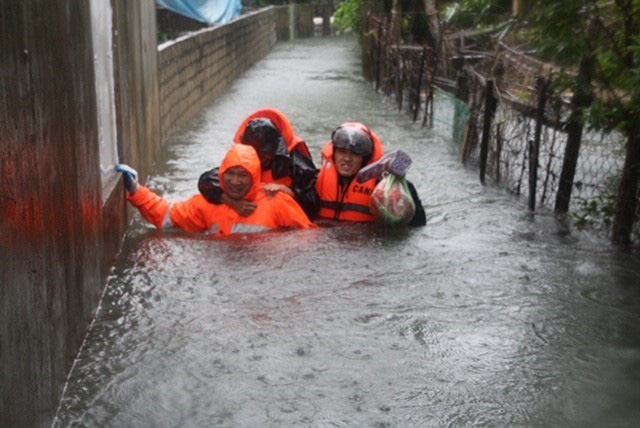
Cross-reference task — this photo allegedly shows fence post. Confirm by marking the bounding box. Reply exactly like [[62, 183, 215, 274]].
[[422, 52, 436, 128], [461, 86, 478, 165], [495, 123, 502, 183], [461, 118, 475, 165], [554, 118, 585, 213], [413, 46, 427, 122], [612, 131, 640, 248], [423, 83, 434, 128], [375, 21, 382, 91], [554, 57, 593, 214], [382, 17, 390, 95], [397, 48, 403, 110], [453, 60, 469, 145], [479, 79, 497, 185], [529, 76, 547, 210]]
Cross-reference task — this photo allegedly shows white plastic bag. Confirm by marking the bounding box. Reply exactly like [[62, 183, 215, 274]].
[[370, 173, 416, 228]]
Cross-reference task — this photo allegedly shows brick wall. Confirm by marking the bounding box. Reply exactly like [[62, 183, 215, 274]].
[[158, 8, 277, 142]]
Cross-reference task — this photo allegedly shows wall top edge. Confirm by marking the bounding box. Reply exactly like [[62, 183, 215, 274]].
[[158, 6, 274, 52]]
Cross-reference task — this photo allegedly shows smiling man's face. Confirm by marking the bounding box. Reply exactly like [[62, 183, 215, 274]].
[[222, 166, 253, 200]]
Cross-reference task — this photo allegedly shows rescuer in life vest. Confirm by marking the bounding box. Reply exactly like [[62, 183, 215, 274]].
[[314, 122, 426, 226], [197, 108, 320, 219], [115, 144, 314, 236]]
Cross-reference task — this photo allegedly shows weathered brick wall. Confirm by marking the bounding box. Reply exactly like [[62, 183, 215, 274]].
[[158, 8, 277, 142]]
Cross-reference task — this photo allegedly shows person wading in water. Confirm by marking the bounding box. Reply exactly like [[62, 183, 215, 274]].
[[197, 107, 320, 220], [116, 144, 314, 236], [314, 122, 426, 226]]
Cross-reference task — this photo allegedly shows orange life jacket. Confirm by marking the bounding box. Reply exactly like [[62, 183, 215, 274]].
[[315, 129, 384, 222], [127, 145, 314, 236], [261, 169, 293, 187]]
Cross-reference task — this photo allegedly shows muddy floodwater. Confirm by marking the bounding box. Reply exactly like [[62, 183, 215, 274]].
[[55, 37, 640, 427]]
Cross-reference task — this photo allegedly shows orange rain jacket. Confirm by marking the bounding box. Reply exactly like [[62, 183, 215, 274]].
[[198, 107, 320, 219], [127, 145, 314, 236], [315, 125, 385, 222]]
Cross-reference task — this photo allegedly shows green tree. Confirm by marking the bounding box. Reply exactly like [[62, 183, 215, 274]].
[[333, 0, 363, 35], [523, 1, 640, 248]]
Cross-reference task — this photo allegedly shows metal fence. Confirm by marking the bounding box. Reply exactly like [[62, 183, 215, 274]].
[[361, 13, 638, 239]]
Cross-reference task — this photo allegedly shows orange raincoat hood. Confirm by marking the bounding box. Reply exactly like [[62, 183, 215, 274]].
[[233, 107, 310, 156], [218, 144, 262, 201]]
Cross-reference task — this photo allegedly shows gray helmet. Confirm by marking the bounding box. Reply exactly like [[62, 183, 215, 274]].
[[331, 122, 373, 157]]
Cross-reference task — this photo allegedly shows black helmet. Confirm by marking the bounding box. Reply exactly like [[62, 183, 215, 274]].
[[331, 122, 373, 157], [241, 118, 283, 155]]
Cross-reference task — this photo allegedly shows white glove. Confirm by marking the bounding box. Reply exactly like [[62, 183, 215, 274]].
[[115, 164, 139, 193]]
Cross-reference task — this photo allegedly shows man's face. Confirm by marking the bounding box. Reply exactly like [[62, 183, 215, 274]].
[[241, 120, 280, 171], [254, 144, 275, 170], [222, 166, 253, 200], [333, 147, 364, 178]]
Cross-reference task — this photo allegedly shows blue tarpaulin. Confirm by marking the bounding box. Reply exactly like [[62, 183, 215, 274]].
[[157, 0, 242, 25]]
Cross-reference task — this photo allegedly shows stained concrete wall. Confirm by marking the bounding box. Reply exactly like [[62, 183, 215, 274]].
[[158, 8, 278, 142], [0, 1, 159, 426]]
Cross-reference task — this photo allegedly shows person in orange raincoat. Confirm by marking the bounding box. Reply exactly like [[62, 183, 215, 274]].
[[115, 144, 314, 236], [197, 108, 320, 219], [315, 121, 426, 225]]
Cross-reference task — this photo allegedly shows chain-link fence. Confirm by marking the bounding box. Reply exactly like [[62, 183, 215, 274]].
[[361, 13, 639, 242]]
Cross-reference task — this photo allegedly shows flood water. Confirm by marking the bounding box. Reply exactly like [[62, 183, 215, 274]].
[[55, 37, 640, 427]]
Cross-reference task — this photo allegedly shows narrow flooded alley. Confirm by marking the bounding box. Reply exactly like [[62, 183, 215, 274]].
[[56, 36, 640, 427]]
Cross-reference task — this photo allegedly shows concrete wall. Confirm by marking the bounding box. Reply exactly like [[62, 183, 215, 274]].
[[0, 1, 159, 426], [158, 8, 277, 142]]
